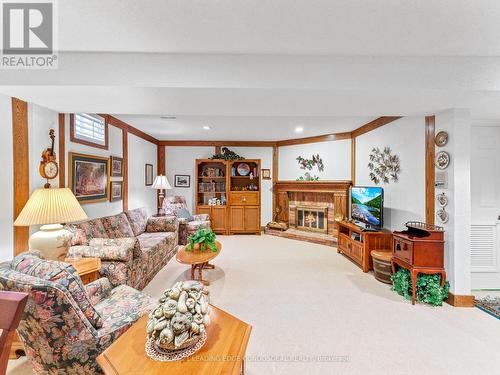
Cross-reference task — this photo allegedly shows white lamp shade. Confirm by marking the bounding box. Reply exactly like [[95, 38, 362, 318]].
[[14, 188, 88, 226], [151, 175, 172, 190]]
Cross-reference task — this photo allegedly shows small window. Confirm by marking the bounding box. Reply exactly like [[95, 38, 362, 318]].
[[70, 113, 108, 149]]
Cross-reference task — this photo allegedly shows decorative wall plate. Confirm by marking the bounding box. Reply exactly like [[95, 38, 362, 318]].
[[236, 163, 250, 176], [435, 151, 450, 170], [437, 192, 448, 207], [437, 208, 449, 224], [435, 131, 449, 147]]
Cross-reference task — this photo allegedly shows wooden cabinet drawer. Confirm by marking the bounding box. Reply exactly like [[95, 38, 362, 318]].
[[230, 192, 259, 206], [393, 236, 413, 263], [350, 242, 363, 263]]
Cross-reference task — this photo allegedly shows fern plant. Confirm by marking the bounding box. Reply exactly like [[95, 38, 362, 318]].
[[186, 227, 218, 252], [390, 268, 449, 306]]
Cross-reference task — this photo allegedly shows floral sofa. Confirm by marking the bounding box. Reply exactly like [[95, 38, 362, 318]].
[[162, 195, 211, 245], [0, 251, 156, 374], [66, 207, 178, 290]]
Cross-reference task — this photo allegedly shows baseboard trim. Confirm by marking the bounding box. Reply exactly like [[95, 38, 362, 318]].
[[446, 292, 475, 308]]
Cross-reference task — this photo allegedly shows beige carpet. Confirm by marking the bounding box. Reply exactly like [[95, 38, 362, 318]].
[[8, 235, 500, 375]]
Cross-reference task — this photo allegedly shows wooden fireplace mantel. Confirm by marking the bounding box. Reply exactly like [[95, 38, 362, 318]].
[[273, 180, 352, 193], [273, 180, 352, 235]]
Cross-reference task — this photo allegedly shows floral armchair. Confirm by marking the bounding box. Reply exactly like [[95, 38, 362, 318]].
[[0, 252, 155, 374], [162, 195, 211, 245]]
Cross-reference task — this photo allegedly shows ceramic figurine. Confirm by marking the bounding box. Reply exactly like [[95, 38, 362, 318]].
[[147, 281, 210, 351]]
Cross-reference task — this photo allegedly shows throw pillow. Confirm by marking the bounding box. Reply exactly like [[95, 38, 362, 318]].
[[175, 208, 194, 222]]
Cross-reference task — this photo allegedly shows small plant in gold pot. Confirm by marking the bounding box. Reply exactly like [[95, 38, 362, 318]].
[[186, 227, 218, 252]]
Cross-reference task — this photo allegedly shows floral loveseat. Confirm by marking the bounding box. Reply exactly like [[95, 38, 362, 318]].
[[67, 207, 178, 290], [0, 251, 155, 374], [163, 195, 211, 245]]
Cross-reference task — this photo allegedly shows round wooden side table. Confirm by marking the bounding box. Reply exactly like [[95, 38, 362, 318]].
[[176, 241, 221, 285]]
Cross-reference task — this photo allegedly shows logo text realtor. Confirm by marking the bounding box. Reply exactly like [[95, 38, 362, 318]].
[[1, 1, 58, 69]]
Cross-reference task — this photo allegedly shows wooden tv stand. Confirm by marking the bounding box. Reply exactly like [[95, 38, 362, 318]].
[[337, 221, 392, 272]]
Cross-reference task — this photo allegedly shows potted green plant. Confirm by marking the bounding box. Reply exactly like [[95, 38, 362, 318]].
[[186, 227, 218, 252], [391, 268, 449, 306]]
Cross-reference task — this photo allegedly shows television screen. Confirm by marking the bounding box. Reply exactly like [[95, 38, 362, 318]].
[[351, 186, 384, 228]]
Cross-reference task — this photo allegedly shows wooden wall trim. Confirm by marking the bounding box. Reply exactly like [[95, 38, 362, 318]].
[[351, 116, 402, 138], [58, 114, 65, 188], [272, 145, 279, 221], [351, 137, 356, 186], [12, 98, 30, 256], [104, 115, 159, 145], [122, 129, 128, 211], [276, 132, 351, 147], [425, 115, 436, 225], [445, 292, 474, 308], [158, 140, 276, 147], [157, 145, 165, 209]]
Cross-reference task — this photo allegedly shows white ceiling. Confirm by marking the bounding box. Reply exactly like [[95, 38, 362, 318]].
[[113, 115, 374, 141], [2, 1, 500, 139], [57, 0, 500, 56]]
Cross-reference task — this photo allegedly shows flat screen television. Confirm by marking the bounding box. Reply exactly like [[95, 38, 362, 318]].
[[350, 186, 384, 228]]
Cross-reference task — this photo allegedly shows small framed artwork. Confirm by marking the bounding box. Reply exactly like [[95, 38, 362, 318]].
[[68, 152, 109, 204], [110, 156, 123, 177], [174, 174, 190, 188], [145, 164, 154, 186], [109, 181, 123, 202], [262, 168, 271, 180]]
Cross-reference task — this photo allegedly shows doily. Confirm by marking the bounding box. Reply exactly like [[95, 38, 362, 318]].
[[145, 331, 207, 362]]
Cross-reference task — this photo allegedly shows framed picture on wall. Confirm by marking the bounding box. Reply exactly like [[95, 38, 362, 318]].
[[145, 164, 154, 186], [262, 168, 271, 180], [109, 181, 123, 202], [68, 152, 109, 204], [110, 156, 123, 177], [174, 174, 190, 188]]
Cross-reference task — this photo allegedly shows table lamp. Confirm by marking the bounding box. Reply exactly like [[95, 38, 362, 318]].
[[151, 175, 172, 215], [13, 187, 88, 260]]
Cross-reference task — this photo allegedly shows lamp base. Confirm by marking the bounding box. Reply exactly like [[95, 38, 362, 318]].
[[29, 224, 73, 260]]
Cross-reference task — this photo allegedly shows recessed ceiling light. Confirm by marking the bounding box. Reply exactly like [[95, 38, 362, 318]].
[[295, 126, 304, 133], [203, 125, 212, 130], [160, 115, 176, 120]]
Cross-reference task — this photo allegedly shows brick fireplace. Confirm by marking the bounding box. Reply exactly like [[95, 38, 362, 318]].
[[271, 181, 351, 242], [289, 193, 334, 235]]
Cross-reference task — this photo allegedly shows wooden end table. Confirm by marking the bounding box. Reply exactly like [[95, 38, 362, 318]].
[[176, 241, 221, 286], [97, 304, 252, 375], [9, 257, 101, 359]]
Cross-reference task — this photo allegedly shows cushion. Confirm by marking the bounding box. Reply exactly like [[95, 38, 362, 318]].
[[146, 215, 178, 233], [175, 207, 194, 222], [68, 218, 108, 246], [89, 237, 141, 261], [10, 253, 104, 329], [125, 207, 149, 236], [101, 213, 135, 238]]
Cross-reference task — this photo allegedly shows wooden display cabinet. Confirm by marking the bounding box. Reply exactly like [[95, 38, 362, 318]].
[[195, 159, 229, 234], [337, 221, 392, 272], [229, 159, 261, 234]]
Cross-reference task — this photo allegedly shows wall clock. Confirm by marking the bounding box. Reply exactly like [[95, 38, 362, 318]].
[[39, 129, 59, 188]]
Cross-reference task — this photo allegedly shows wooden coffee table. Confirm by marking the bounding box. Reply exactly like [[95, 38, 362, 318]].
[[176, 241, 221, 285], [97, 304, 252, 375]]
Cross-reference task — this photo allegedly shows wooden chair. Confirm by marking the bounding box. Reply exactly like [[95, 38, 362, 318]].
[[0, 291, 28, 375]]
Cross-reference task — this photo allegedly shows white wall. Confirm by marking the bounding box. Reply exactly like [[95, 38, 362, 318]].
[[223, 146, 274, 224], [278, 139, 351, 181], [128, 133, 157, 216], [0, 94, 13, 262], [436, 109, 472, 295], [355, 117, 425, 231], [166, 146, 214, 212], [64, 114, 123, 219]]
